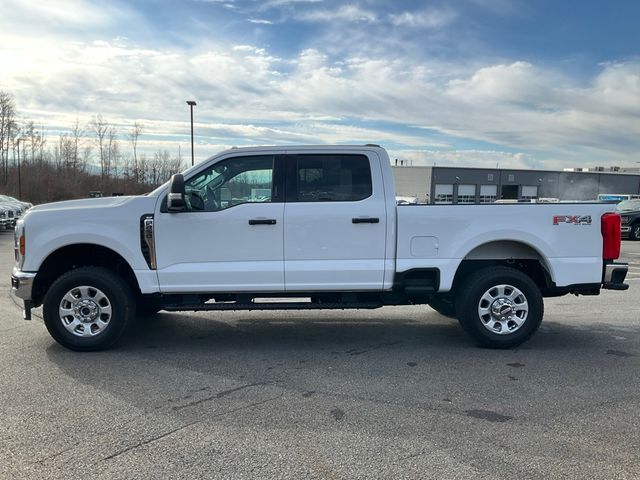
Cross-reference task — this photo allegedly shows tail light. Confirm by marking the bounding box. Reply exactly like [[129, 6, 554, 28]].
[[601, 212, 621, 261]]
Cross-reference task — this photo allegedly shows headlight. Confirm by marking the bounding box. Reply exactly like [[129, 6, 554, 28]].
[[14, 219, 25, 268]]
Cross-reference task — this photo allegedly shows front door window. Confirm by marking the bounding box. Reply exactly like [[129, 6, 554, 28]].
[[184, 155, 274, 211]]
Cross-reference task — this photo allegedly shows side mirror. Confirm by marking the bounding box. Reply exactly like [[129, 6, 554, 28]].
[[167, 174, 186, 212]]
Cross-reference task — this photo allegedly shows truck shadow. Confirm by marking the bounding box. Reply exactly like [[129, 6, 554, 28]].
[[44, 309, 639, 419]]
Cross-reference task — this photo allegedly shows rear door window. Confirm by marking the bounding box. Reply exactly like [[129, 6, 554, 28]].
[[293, 154, 372, 202]]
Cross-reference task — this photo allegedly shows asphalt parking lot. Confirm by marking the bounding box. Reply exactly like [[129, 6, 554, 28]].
[[1, 231, 639, 480]]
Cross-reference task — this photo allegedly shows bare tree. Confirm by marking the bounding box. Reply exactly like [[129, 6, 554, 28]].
[[0, 91, 17, 181], [89, 114, 109, 180], [23, 121, 35, 163], [31, 124, 47, 163], [0, 92, 183, 202], [138, 153, 148, 184], [128, 121, 143, 183], [106, 126, 119, 178], [70, 119, 85, 171]]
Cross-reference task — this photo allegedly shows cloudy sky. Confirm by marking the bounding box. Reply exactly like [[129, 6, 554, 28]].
[[0, 0, 639, 169]]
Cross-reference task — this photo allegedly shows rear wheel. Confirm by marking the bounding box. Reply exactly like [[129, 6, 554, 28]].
[[630, 223, 640, 241], [455, 267, 543, 349], [43, 267, 135, 351]]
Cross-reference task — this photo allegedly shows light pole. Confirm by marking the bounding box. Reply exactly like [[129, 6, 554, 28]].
[[186, 100, 196, 166], [16, 138, 22, 199]]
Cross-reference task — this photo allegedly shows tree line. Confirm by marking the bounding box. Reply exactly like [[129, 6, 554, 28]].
[[0, 90, 186, 204]]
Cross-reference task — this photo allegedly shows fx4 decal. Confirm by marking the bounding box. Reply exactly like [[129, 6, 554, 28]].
[[553, 215, 592, 225]]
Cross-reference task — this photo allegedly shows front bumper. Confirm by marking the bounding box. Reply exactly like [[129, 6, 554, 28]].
[[11, 268, 36, 320], [11, 267, 36, 300], [602, 262, 629, 290]]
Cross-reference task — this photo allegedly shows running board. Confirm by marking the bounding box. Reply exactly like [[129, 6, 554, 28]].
[[162, 301, 383, 312]]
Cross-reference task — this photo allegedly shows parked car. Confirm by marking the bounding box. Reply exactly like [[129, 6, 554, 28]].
[[617, 199, 640, 240], [12, 145, 628, 351], [0, 203, 20, 229], [598, 193, 640, 203], [0, 204, 13, 229], [0, 195, 33, 228], [0, 194, 32, 213]]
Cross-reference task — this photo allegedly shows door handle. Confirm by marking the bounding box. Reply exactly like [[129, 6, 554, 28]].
[[249, 219, 277, 225], [352, 217, 380, 224]]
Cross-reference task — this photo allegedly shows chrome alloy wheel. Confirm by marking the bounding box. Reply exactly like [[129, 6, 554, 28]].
[[59, 286, 112, 337], [477, 284, 529, 335]]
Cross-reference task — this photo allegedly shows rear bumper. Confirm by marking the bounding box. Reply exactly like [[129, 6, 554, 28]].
[[602, 262, 629, 290]]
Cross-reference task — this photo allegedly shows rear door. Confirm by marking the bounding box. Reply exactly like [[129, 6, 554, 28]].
[[283, 152, 387, 291]]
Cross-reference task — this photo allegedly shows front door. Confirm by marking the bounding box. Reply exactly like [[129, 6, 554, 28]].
[[154, 155, 285, 293], [283, 153, 387, 291]]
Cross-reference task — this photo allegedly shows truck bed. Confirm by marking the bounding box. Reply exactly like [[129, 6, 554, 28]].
[[396, 203, 615, 291]]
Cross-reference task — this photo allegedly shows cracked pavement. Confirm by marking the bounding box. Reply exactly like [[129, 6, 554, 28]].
[[1, 231, 639, 479]]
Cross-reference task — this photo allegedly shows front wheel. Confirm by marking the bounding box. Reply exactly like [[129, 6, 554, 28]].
[[630, 223, 640, 241], [455, 267, 543, 349], [43, 267, 135, 351]]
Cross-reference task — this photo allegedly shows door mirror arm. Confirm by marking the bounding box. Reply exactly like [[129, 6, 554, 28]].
[[167, 174, 186, 212]]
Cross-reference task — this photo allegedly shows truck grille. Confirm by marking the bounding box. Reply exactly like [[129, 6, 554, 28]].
[[621, 216, 629, 224]]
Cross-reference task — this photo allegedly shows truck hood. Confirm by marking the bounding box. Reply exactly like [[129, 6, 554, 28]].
[[22, 195, 159, 226], [28, 196, 137, 213]]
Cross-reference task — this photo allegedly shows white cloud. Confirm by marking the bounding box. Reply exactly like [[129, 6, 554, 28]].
[[0, 0, 135, 34], [297, 5, 378, 23], [263, 0, 323, 7], [1, 18, 639, 169], [192, 0, 237, 9], [389, 9, 456, 29], [389, 149, 532, 169], [232, 45, 267, 54], [247, 18, 274, 24]]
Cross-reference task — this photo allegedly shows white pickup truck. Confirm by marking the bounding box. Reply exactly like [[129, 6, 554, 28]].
[[11, 145, 628, 351]]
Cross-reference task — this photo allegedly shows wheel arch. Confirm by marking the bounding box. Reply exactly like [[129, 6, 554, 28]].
[[32, 243, 141, 307], [452, 240, 554, 292]]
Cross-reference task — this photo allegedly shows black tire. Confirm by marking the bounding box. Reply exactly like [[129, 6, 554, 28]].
[[429, 296, 457, 318], [455, 267, 544, 349], [43, 267, 135, 351], [630, 223, 640, 241]]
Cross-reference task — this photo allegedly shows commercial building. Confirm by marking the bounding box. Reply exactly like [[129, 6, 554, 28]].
[[392, 165, 640, 204]]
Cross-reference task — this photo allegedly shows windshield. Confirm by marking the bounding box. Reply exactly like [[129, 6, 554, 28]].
[[616, 199, 640, 212]]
